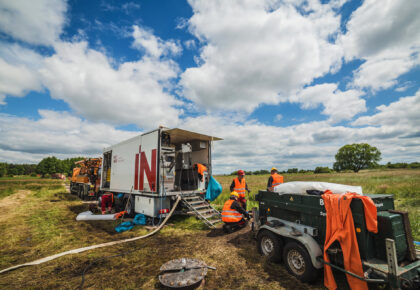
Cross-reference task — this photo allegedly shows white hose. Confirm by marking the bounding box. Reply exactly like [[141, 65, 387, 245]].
[[0, 195, 181, 274]]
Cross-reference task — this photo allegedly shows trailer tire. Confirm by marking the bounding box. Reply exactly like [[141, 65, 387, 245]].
[[257, 230, 283, 263], [283, 242, 320, 283]]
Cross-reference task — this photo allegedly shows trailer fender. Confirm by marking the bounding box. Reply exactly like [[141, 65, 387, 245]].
[[258, 224, 323, 269]]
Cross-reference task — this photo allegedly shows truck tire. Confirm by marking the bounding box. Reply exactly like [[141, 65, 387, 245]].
[[77, 184, 82, 199], [123, 196, 135, 218], [257, 230, 283, 262], [282, 242, 320, 283]]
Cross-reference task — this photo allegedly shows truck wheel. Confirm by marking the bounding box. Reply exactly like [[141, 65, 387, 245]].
[[77, 185, 82, 199], [257, 230, 283, 262], [282, 242, 319, 283], [123, 197, 135, 218]]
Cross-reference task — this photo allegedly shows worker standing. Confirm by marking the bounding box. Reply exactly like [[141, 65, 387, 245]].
[[194, 163, 207, 182], [229, 170, 250, 209], [267, 167, 284, 191], [221, 192, 250, 225]]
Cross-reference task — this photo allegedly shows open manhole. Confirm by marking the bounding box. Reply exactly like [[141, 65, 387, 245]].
[[159, 258, 215, 288]]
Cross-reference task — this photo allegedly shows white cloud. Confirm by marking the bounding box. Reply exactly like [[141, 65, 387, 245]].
[[40, 40, 182, 129], [0, 0, 67, 45], [184, 39, 196, 50], [289, 83, 365, 123], [341, 0, 420, 91], [180, 0, 343, 112], [0, 110, 137, 159], [178, 89, 420, 173], [0, 58, 42, 104], [274, 114, 282, 122], [353, 90, 420, 127], [132, 25, 182, 58], [0, 43, 44, 103]]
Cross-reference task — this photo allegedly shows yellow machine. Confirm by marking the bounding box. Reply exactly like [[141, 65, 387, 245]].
[[70, 158, 102, 200]]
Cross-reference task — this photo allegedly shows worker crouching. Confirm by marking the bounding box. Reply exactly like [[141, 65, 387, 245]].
[[100, 192, 114, 214], [222, 192, 250, 233]]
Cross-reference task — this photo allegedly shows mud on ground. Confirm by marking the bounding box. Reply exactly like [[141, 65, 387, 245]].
[[0, 182, 331, 289]]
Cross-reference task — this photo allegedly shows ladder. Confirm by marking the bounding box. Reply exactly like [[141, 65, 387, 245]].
[[181, 195, 222, 228]]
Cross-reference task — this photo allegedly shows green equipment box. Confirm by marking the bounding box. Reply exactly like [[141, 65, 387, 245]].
[[256, 191, 404, 261]]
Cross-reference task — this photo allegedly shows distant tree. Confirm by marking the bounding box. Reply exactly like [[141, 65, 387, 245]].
[[0, 163, 7, 177], [314, 167, 331, 174], [36, 156, 62, 177], [333, 143, 381, 172], [253, 169, 270, 175], [287, 168, 298, 173]]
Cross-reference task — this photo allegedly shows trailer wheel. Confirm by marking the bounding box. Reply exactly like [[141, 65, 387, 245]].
[[257, 230, 283, 262], [283, 242, 319, 283]]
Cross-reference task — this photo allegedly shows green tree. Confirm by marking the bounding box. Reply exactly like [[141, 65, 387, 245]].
[[36, 156, 62, 177], [314, 167, 331, 173], [0, 163, 7, 177], [333, 143, 381, 172]]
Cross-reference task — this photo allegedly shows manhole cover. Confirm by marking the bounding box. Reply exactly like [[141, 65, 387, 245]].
[[159, 258, 215, 288]]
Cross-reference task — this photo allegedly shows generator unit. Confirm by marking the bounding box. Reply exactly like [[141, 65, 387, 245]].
[[253, 190, 420, 289], [100, 127, 222, 218]]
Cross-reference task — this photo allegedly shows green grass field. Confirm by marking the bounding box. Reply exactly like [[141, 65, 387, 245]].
[[0, 170, 418, 289]]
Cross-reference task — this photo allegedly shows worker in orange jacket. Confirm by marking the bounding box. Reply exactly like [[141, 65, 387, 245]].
[[229, 170, 250, 210], [194, 163, 207, 182], [322, 190, 378, 290], [267, 167, 284, 191], [221, 192, 250, 223]]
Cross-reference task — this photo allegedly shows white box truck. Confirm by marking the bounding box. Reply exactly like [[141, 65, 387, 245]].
[[100, 127, 222, 218]]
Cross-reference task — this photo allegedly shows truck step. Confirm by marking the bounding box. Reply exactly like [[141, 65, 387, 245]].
[[189, 200, 205, 206], [183, 196, 201, 201], [202, 213, 220, 219], [195, 209, 213, 215], [192, 204, 210, 210], [181, 195, 221, 229]]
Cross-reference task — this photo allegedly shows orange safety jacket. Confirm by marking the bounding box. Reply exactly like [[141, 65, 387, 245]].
[[221, 199, 243, 222], [269, 173, 284, 190], [322, 190, 378, 290], [233, 177, 246, 198], [196, 163, 207, 175]]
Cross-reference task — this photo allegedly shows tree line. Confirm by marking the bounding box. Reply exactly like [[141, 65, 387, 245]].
[[0, 157, 84, 178]]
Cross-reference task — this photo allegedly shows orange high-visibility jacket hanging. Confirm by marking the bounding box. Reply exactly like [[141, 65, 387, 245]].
[[322, 190, 378, 290], [233, 178, 246, 198]]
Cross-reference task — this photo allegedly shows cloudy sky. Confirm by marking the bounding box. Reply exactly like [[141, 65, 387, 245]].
[[0, 0, 419, 173]]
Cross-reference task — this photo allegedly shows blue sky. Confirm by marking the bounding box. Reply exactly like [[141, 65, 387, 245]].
[[0, 0, 419, 173]]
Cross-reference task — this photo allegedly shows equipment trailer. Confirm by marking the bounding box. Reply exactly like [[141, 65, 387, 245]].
[[252, 190, 420, 289], [99, 127, 223, 226], [70, 158, 102, 200]]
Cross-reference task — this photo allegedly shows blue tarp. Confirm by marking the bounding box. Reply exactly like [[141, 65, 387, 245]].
[[133, 214, 147, 225], [115, 221, 134, 232], [205, 176, 222, 201], [115, 214, 147, 232]]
